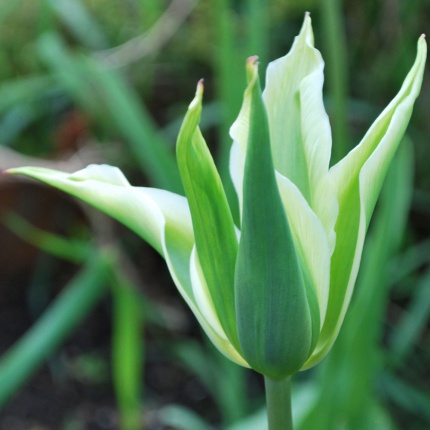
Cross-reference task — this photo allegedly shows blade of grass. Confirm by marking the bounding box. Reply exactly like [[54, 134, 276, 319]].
[[37, 33, 181, 192], [389, 268, 430, 366], [0, 252, 111, 406], [320, 0, 349, 163], [213, 0, 244, 218], [4, 213, 145, 426], [111, 269, 144, 430], [389, 238, 430, 284], [172, 338, 248, 425], [45, 0, 109, 49], [0, 75, 55, 113], [381, 373, 430, 424], [157, 404, 214, 430], [245, 0, 269, 68], [226, 408, 268, 430], [3, 212, 90, 263]]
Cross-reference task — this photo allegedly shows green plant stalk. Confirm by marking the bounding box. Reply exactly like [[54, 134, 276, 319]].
[[321, 0, 349, 163], [111, 270, 144, 430], [213, 0, 243, 221], [264, 376, 293, 430], [245, 0, 269, 67], [0, 253, 110, 406]]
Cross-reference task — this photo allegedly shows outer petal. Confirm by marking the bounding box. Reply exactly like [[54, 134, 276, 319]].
[[234, 57, 313, 379], [189, 246, 226, 340], [7, 164, 247, 366], [306, 35, 427, 368], [231, 141, 330, 329], [176, 81, 240, 351]]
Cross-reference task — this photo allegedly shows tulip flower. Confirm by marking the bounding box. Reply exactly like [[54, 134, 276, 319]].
[[8, 14, 426, 429]]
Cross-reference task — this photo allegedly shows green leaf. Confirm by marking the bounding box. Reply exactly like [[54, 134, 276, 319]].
[[234, 57, 312, 378], [176, 81, 241, 352], [45, 0, 109, 49], [0, 252, 110, 406], [308, 35, 427, 367], [37, 33, 181, 193], [158, 404, 214, 430], [3, 212, 89, 263], [111, 271, 144, 430]]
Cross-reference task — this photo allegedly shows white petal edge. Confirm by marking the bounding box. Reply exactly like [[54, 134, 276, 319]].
[[276, 171, 331, 326], [164, 241, 249, 367], [298, 69, 338, 254], [190, 246, 227, 340]]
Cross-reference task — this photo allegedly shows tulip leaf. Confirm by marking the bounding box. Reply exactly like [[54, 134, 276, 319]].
[[234, 58, 312, 379], [307, 35, 427, 367], [176, 81, 241, 351]]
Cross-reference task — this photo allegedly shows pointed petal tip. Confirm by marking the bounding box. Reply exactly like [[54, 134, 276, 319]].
[[246, 55, 259, 83], [299, 11, 314, 44], [417, 34, 427, 58], [189, 80, 204, 110], [247, 55, 259, 65], [3, 167, 36, 176]]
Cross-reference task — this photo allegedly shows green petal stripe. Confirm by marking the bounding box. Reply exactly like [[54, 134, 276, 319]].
[[234, 57, 312, 379], [176, 81, 241, 351]]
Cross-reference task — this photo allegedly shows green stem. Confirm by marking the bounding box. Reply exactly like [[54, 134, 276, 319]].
[[264, 376, 293, 430], [321, 0, 349, 163]]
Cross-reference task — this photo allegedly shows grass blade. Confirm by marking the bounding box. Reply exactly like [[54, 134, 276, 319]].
[[0, 253, 110, 406], [37, 33, 181, 192], [111, 269, 144, 430]]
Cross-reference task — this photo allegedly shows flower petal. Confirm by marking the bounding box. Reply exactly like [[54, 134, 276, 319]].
[[263, 15, 334, 212], [234, 57, 313, 379], [7, 164, 186, 256], [8, 164, 248, 366], [306, 35, 427, 368], [189, 245, 226, 340], [276, 172, 330, 329], [231, 14, 338, 251], [176, 81, 240, 351]]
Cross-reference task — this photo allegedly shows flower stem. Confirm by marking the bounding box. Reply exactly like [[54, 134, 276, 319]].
[[264, 375, 293, 430]]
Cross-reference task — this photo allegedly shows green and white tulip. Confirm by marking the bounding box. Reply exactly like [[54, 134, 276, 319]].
[[9, 15, 426, 379]]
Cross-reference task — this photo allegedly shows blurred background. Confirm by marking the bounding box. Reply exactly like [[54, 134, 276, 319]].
[[0, 0, 429, 429]]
